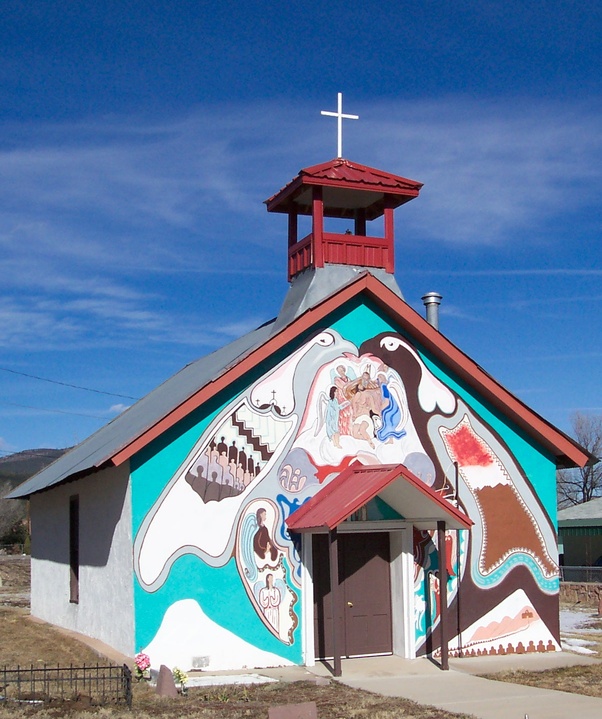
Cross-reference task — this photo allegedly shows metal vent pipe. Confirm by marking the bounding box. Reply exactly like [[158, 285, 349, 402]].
[[421, 292, 443, 330]]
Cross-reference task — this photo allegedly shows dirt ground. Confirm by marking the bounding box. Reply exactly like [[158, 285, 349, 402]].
[[0, 666, 472, 719]]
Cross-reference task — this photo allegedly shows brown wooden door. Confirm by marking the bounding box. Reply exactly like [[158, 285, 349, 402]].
[[313, 532, 392, 659]]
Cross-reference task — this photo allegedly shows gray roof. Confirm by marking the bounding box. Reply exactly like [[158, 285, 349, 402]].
[[8, 319, 276, 498], [558, 497, 602, 525]]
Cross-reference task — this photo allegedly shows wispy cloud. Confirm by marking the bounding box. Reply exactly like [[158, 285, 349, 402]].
[[108, 403, 130, 414], [438, 303, 486, 323], [360, 98, 602, 245], [0, 436, 16, 452], [0, 97, 600, 353], [0, 293, 267, 352]]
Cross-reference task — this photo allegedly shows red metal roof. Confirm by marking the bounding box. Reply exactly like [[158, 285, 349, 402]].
[[265, 158, 423, 219], [299, 158, 423, 192], [286, 463, 473, 533]]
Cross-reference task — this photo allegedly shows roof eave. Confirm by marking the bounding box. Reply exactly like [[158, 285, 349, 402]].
[[7, 462, 108, 500], [558, 518, 602, 528]]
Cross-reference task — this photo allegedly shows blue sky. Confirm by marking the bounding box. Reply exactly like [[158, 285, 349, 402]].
[[0, 1, 601, 453]]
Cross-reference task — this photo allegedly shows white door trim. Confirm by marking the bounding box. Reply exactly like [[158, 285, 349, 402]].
[[302, 524, 416, 665], [391, 523, 416, 659], [301, 533, 315, 666]]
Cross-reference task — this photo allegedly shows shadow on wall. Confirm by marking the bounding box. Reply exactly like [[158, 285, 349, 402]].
[[33, 468, 129, 568]]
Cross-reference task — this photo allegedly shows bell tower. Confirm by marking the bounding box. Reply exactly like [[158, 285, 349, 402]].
[[266, 94, 424, 332], [265, 157, 423, 282]]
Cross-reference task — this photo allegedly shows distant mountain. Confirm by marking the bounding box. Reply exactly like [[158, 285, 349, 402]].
[[0, 448, 69, 492], [0, 448, 70, 540]]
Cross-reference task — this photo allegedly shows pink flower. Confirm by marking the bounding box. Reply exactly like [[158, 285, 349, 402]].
[[134, 652, 151, 671]]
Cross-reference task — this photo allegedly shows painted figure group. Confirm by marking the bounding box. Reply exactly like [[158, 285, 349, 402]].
[[189, 436, 262, 495], [325, 364, 406, 448]]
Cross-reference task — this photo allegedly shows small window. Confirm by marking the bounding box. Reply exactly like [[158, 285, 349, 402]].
[[69, 495, 79, 603]]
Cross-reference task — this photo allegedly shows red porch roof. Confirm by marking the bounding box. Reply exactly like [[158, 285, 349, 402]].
[[286, 463, 473, 533]]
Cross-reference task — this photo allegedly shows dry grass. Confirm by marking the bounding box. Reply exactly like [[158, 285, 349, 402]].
[[0, 680, 476, 719], [480, 663, 602, 700], [0, 667, 474, 719], [0, 607, 104, 667], [0, 556, 30, 608], [122, 680, 473, 719]]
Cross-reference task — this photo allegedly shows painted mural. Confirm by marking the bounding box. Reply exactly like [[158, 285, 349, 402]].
[[133, 319, 560, 670]]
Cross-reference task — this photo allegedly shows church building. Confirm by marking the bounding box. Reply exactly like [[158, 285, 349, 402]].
[[10, 137, 592, 674]]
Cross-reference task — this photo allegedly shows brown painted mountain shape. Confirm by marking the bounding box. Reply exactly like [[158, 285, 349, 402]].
[[474, 484, 557, 577]]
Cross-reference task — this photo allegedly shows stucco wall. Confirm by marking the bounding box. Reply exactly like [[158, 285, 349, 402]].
[[30, 463, 134, 657]]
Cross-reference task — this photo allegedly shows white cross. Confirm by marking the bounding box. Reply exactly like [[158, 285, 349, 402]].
[[321, 92, 359, 158]]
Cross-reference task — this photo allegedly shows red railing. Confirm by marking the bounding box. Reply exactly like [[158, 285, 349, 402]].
[[288, 234, 312, 279], [288, 232, 392, 280]]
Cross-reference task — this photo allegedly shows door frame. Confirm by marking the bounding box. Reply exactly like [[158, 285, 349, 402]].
[[301, 520, 415, 666]]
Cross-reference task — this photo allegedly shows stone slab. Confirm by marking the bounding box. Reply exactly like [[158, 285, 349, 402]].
[[268, 701, 318, 719], [155, 664, 178, 697]]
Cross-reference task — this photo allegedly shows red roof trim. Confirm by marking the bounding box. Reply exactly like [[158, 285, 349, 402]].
[[286, 462, 473, 532], [298, 174, 421, 195], [265, 174, 305, 212], [109, 272, 591, 469]]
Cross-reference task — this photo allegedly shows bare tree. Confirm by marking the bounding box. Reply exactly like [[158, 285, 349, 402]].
[[557, 412, 602, 508]]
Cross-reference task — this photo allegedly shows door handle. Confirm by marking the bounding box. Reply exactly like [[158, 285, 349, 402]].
[[347, 601, 353, 607]]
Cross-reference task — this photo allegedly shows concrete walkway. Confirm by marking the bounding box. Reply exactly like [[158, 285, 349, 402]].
[[297, 654, 602, 719], [190, 652, 602, 718]]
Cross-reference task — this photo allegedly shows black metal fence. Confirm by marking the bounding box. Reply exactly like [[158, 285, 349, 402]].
[[0, 663, 132, 708], [560, 565, 602, 583]]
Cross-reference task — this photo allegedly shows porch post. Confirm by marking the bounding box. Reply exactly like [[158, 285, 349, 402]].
[[437, 520, 449, 670], [329, 527, 342, 677]]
